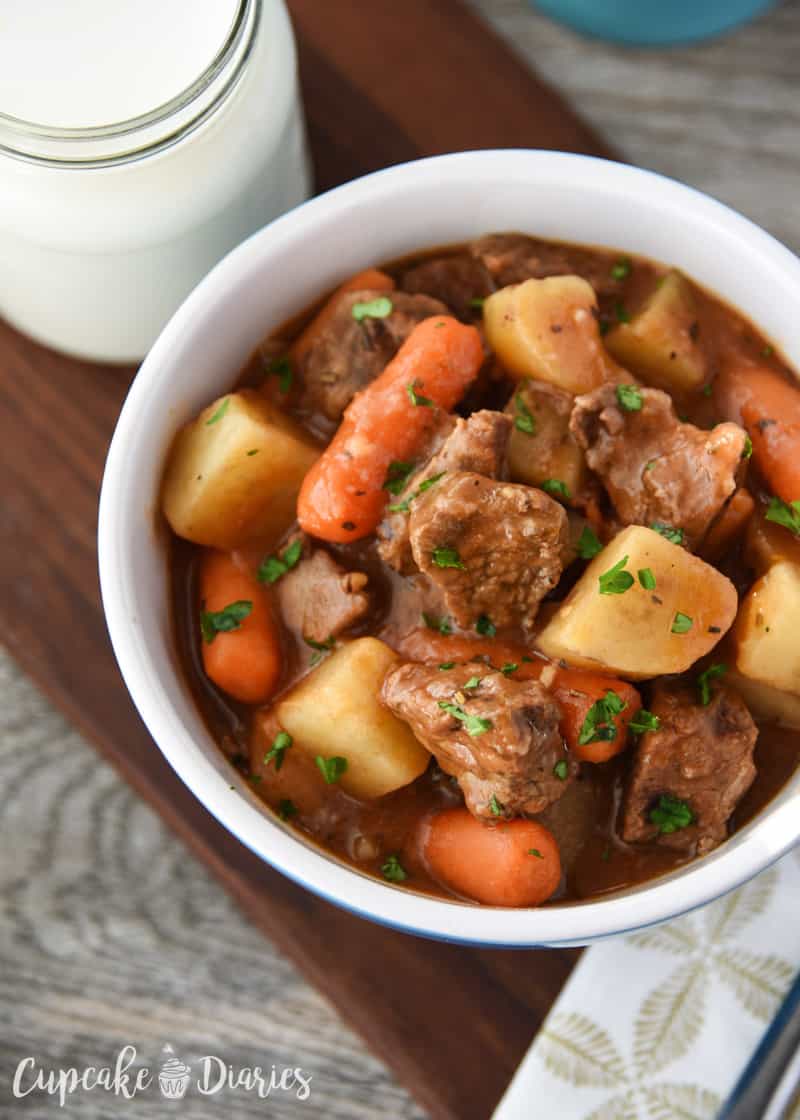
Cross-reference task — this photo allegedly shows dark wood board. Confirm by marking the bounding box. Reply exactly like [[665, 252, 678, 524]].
[[0, 4, 615, 1117]]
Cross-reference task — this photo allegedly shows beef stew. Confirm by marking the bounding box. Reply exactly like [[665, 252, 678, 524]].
[[161, 234, 800, 908]]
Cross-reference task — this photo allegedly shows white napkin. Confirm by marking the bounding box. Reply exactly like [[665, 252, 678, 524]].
[[493, 848, 800, 1120]]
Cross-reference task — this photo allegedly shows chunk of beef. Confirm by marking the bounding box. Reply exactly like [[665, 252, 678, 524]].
[[621, 683, 757, 855], [276, 542, 369, 644], [297, 289, 447, 421], [570, 382, 747, 547], [381, 661, 575, 819], [408, 472, 568, 634], [471, 233, 621, 298], [377, 410, 512, 574], [400, 253, 494, 319]]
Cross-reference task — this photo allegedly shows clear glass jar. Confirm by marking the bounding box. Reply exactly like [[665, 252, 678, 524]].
[[0, 0, 310, 362]]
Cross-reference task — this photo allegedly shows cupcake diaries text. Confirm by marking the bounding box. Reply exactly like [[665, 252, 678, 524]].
[[12, 1045, 312, 1107]]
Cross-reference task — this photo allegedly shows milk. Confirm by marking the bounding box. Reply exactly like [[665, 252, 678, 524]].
[[0, 0, 309, 362]]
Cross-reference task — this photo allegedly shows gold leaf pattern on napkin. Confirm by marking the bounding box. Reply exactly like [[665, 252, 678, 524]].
[[633, 960, 708, 1073], [647, 1082, 721, 1120], [539, 1013, 627, 1089]]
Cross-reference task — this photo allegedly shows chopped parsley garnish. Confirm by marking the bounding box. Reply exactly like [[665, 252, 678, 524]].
[[761, 344, 774, 358], [266, 355, 293, 393], [489, 794, 504, 817], [381, 854, 408, 882], [671, 612, 693, 634], [601, 844, 612, 862], [418, 472, 445, 494], [246, 449, 259, 456], [305, 634, 336, 666], [578, 690, 626, 746], [598, 555, 634, 595], [501, 662, 519, 676], [514, 393, 536, 434], [469, 296, 485, 310], [542, 478, 571, 500], [649, 794, 694, 835], [316, 755, 348, 784], [438, 701, 493, 737], [645, 460, 656, 472], [765, 497, 800, 536], [577, 525, 603, 559], [553, 760, 570, 781], [200, 600, 252, 643], [628, 709, 661, 735], [702, 384, 713, 398], [463, 675, 482, 690], [650, 522, 685, 545], [264, 731, 293, 771], [611, 258, 632, 281], [638, 567, 656, 591], [423, 612, 452, 635], [432, 546, 466, 570], [391, 471, 447, 512], [383, 460, 416, 496], [205, 397, 230, 425], [407, 380, 434, 407], [352, 295, 393, 322], [615, 302, 631, 324], [438, 661, 455, 671], [528, 848, 544, 859], [258, 537, 303, 584], [475, 614, 496, 637], [616, 384, 643, 412], [697, 663, 727, 706], [742, 435, 753, 460], [278, 799, 298, 821]]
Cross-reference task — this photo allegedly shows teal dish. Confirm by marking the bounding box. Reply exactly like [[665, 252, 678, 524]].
[[532, 0, 776, 46]]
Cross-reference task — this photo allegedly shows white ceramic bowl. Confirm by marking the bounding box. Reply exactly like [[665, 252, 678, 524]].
[[99, 150, 800, 947]]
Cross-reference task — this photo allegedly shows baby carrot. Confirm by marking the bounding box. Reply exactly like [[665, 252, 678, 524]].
[[198, 550, 283, 704], [421, 809, 561, 907], [289, 268, 395, 366], [552, 670, 641, 763], [715, 362, 800, 503], [297, 316, 484, 542]]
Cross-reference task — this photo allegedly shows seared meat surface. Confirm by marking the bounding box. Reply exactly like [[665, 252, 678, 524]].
[[297, 289, 447, 421], [570, 382, 747, 547], [400, 253, 494, 319], [471, 232, 620, 297], [408, 472, 568, 634], [381, 660, 575, 819], [276, 542, 370, 644], [621, 683, 757, 855], [377, 410, 512, 574]]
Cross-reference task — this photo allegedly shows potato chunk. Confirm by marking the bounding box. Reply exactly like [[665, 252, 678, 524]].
[[505, 379, 587, 497], [276, 638, 430, 800], [727, 666, 800, 730], [605, 271, 706, 394], [734, 561, 800, 696], [483, 276, 609, 395], [536, 525, 737, 678], [162, 390, 320, 549]]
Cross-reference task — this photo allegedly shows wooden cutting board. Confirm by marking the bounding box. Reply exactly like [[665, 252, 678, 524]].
[[0, 4, 615, 1117]]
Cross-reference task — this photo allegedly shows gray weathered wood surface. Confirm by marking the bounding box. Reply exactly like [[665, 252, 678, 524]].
[[2, 2, 798, 1115]]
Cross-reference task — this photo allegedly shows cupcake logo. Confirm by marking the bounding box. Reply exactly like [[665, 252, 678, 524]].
[[158, 1045, 191, 1100]]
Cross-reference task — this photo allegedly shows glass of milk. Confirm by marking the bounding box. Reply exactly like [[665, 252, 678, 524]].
[[0, 0, 310, 362]]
